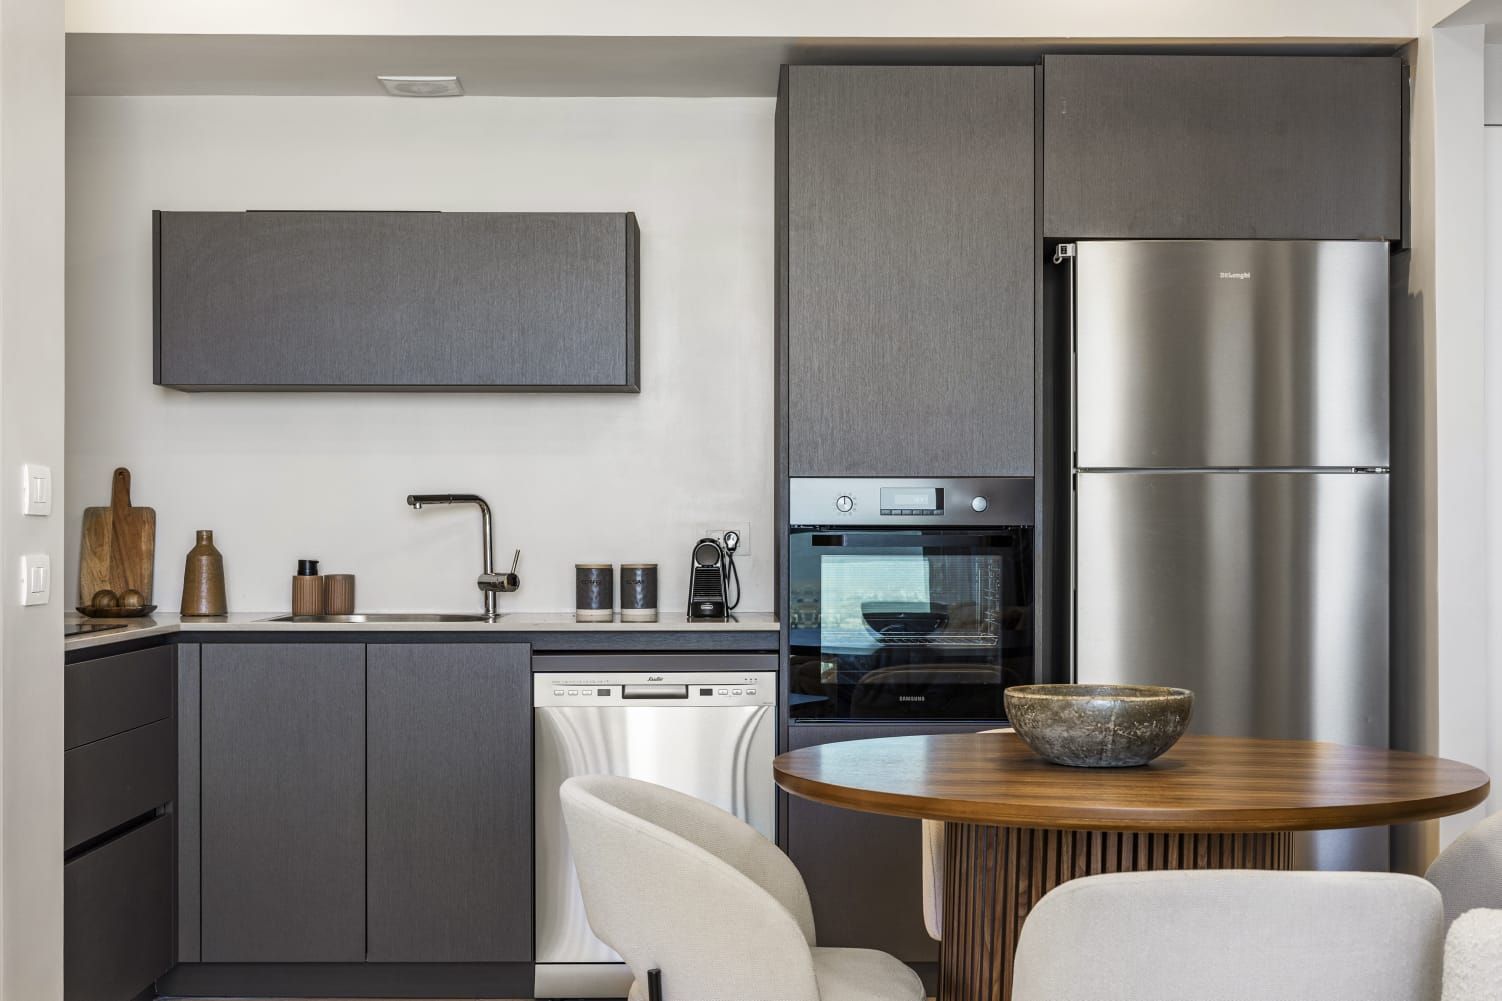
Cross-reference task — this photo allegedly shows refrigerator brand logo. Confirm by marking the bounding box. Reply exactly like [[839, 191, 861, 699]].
[[1219, 271, 1252, 280]]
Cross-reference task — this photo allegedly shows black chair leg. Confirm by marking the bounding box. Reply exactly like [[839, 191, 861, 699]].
[[647, 968, 664, 1001]]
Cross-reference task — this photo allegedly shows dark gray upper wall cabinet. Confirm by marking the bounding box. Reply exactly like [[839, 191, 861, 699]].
[[155, 210, 640, 391], [781, 66, 1036, 478], [1042, 55, 1402, 240]]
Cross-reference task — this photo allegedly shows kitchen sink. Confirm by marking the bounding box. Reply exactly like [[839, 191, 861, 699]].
[[266, 613, 494, 623]]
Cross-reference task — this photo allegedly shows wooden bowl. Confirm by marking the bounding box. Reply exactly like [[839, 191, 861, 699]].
[[1004, 683, 1194, 767], [75, 604, 157, 619]]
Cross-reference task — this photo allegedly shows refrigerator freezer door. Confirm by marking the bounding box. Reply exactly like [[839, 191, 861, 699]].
[[1075, 240, 1390, 470], [1075, 471, 1388, 745]]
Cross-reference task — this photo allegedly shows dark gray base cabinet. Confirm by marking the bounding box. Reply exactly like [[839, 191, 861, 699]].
[[192, 641, 532, 966], [779, 65, 1036, 478], [64, 644, 178, 1001], [784, 722, 1000, 964], [155, 211, 640, 392], [200, 643, 366, 962], [367, 644, 532, 962], [1042, 54, 1402, 239]]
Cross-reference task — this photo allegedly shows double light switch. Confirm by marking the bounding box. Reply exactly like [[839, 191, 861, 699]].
[[19, 463, 52, 606]]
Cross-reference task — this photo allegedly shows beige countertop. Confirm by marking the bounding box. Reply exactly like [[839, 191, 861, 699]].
[[65, 610, 779, 653]]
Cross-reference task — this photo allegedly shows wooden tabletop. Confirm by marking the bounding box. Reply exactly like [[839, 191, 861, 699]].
[[774, 732, 1491, 832]]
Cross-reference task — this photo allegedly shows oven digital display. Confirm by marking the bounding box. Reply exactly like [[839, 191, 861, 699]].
[[880, 487, 942, 515]]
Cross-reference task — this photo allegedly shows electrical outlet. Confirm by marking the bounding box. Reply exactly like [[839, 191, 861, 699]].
[[700, 523, 754, 585], [700, 523, 751, 556]]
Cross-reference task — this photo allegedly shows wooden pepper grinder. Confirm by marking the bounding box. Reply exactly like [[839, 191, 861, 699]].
[[180, 529, 227, 616]]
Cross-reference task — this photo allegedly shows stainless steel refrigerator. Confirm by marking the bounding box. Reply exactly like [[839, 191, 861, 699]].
[[1067, 240, 1390, 870]]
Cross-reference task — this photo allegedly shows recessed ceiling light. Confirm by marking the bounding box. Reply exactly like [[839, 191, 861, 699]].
[[377, 75, 464, 98]]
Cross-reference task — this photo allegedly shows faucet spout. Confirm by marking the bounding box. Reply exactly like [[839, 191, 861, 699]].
[[406, 493, 512, 618]]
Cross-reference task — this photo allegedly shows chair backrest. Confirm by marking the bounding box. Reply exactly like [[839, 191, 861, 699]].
[[1012, 870, 1444, 1001], [1427, 812, 1502, 928], [922, 727, 1012, 941], [560, 775, 820, 1001], [1442, 908, 1502, 1001]]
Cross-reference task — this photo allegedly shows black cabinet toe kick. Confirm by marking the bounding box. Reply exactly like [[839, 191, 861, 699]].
[[156, 962, 534, 999]]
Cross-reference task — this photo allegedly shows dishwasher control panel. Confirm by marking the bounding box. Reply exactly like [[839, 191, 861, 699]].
[[533, 672, 776, 708]]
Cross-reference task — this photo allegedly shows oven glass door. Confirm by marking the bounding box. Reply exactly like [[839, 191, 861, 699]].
[[788, 527, 1034, 721]]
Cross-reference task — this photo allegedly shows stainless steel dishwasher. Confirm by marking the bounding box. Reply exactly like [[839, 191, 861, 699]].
[[533, 656, 777, 1000]]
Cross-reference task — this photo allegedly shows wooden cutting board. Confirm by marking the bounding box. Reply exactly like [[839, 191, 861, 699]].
[[79, 467, 156, 605]]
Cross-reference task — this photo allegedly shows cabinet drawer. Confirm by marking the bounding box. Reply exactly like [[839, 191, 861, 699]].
[[65, 645, 173, 750], [65, 718, 175, 850], [66, 814, 174, 1001]]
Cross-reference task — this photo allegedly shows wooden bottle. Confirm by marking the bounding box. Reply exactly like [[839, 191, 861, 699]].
[[180, 529, 227, 616]]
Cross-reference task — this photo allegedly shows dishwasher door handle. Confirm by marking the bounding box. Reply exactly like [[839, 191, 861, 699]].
[[622, 684, 689, 699]]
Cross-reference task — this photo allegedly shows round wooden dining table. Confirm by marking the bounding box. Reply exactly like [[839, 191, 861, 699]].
[[774, 732, 1490, 1001]]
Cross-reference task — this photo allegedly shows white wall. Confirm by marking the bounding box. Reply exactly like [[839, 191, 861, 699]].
[[64, 0, 1418, 41], [0, 0, 66, 994], [1430, 23, 1492, 844], [1486, 42, 1502, 121], [1484, 123, 1502, 829], [66, 96, 774, 615]]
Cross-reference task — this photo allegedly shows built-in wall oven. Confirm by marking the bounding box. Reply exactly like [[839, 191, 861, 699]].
[[788, 478, 1036, 722]]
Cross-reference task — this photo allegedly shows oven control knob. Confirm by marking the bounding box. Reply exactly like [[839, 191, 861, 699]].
[[971, 496, 989, 513], [835, 495, 855, 513]]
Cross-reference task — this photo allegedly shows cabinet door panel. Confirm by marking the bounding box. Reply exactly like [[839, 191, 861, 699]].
[[366, 643, 532, 962], [786, 66, 1035, 477], [1042, 54, 1401, 239], [784, 722, 998, 963], [157, 211, 638, 391], [200, 643, 365, 961]]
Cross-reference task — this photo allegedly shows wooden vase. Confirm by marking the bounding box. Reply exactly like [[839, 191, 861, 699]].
[[180, 529, 227, 616]]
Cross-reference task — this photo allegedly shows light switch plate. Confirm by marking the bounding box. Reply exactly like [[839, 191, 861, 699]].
[[22, 464, 51, 516], [20, 553, 50, 606]]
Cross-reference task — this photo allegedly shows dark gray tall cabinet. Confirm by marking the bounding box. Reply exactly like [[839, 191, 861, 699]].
[[780, 65, 1036, 477], [200, 644, 366, 962], [775, 64, 1037, 972]]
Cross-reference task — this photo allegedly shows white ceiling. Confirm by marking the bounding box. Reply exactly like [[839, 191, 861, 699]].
[[66, 34, 1404, 98]]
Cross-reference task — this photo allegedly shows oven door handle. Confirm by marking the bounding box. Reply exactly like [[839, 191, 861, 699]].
[[808, 532, 1014, 549]]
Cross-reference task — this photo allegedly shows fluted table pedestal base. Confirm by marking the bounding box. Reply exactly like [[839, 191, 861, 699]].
[[938, 824, 1293, 1001]]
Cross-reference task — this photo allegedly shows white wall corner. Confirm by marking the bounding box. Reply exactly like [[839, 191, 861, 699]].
[[1428, 21, 1493, 845], [0, 0, 67, 994]]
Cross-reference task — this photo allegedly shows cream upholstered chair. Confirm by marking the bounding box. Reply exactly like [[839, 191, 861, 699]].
[[1010, 869, 1445, 1001], [922, 726, 1012, 940], [1426, 811, 1502, 928], [560, 774, 924, 1001], [1441, 909, 1502, 1001]]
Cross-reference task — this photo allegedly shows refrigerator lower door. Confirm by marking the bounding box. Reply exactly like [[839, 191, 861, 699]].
[[1075, 470, 1389, 870]]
